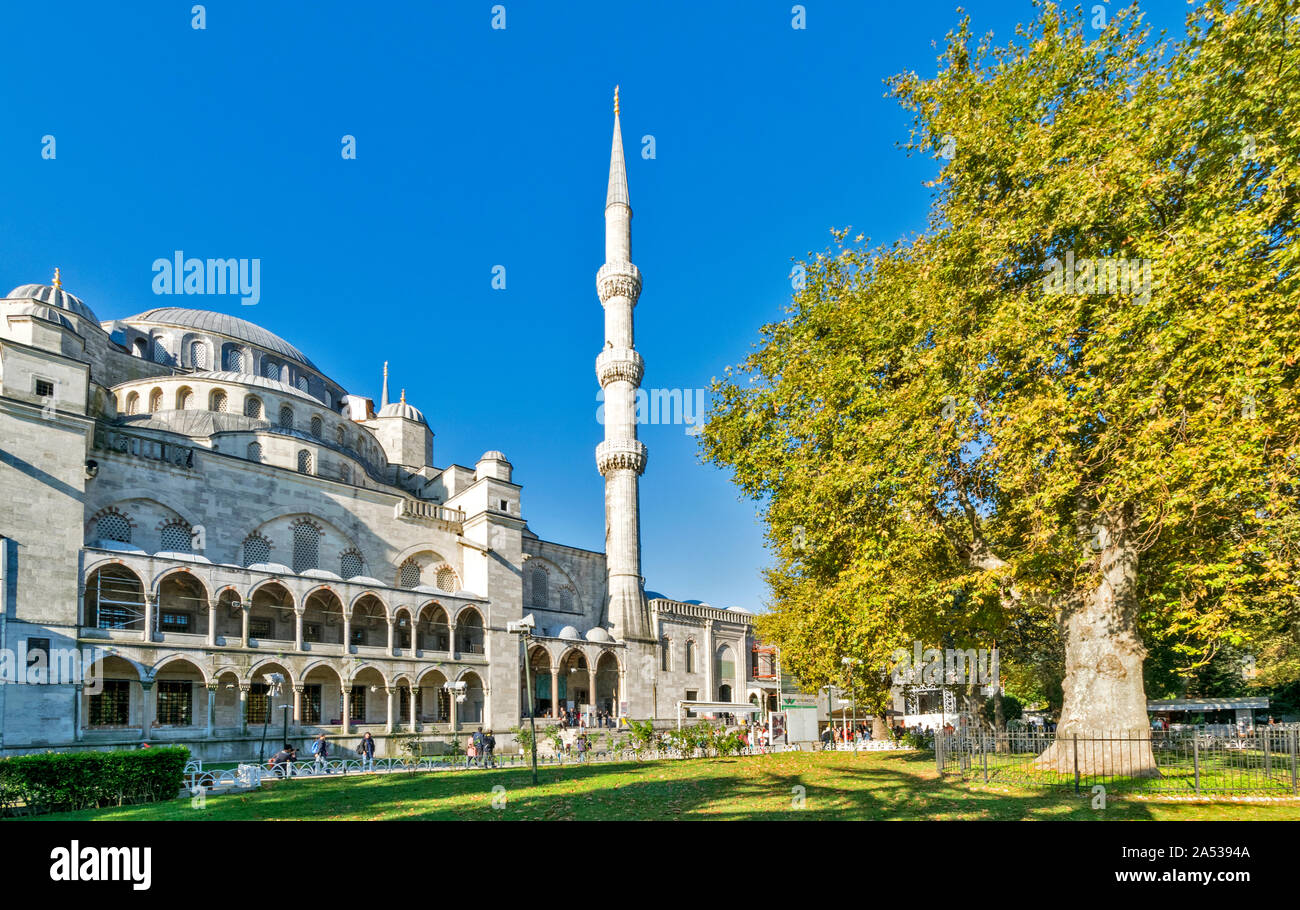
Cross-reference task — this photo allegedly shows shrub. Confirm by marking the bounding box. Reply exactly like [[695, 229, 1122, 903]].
[[0, 746, 189, 816], [901, 729, 935, 752]]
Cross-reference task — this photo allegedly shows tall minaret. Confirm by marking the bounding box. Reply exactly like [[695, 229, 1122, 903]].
[[596, 86, 652, 643]]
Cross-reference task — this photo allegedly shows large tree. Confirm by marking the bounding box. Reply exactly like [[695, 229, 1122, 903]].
[[702, 0, 1299, 773]]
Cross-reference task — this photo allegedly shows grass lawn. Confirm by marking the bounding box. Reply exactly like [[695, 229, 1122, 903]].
[[26, 750, 1300, 821]]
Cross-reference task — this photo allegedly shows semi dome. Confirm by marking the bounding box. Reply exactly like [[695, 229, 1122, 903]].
[[6, 283, 98, 323], [6, 302, 75, 330], [119, 307, 318, 370], [557, 625, 581, 640], [584, 627, 614, 643]]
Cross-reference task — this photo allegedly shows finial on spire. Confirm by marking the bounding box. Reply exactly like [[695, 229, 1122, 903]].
[[614, 85, 620, 116], [381, 361, 390, 408], [52, 267, 62, 289], [400, 388, 406, 404]]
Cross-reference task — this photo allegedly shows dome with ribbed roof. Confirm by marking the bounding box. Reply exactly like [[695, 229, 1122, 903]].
[[6, 302, 75, 330], [479, 450, 509, 462], [119, 308, 317, 370], [377, 400, 426, 423], [6, 283, 98, 322]]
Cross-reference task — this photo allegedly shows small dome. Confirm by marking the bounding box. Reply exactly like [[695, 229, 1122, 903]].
[[584, 627, 614, 643], [479, 450, 509, 462], [378, 400, 426, 423], [557, 625, 581, 640], [645, 590, 669, 601], [7, 283, 98, 323], [728, 606, 752, 613], [300, 568, 342, 580]]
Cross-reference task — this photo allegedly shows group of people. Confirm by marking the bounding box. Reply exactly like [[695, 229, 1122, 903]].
[[553, 708, 619, 730], [465, 727, 497, 768], [269, 731, 380, 777]]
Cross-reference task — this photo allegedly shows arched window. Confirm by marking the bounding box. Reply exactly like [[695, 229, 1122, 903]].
[[263, 359, 279, 380], [661, 637, 672, 671], [685, 640, 697, 674], [296, 376, 310, 393], [279, 405, 294, 429], [132, 338, 148, 358], [336, 426, 345, 446], [125, 392, 140, 415], [152, 340, 170, 364], [297, 449, 313, 474], [530, 567, 548, 608], [244, 396, 263, 419], [339, 464, 352, 484], [310, 415, 322, 438], [436, 566, 457, 593], [189, 340, 208, 369], [148, 388, 163, 413], [95, 510, 132, 544], [339, 549, 365, 579], [159, 521, 192, 553], [559, 588, 574, 612], [177, 387, 194, 410], [242, 533, 271, 567], [224, 346, 244, 372], [246, 442, 263, 462], [398, 559, 422, 590], [209, 390, 228, 413], [717, 646, 735, 688], [291, 520, 320, 572]]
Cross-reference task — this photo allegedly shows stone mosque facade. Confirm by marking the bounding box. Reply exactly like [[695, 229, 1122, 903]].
[[0, 98, 779, 758]]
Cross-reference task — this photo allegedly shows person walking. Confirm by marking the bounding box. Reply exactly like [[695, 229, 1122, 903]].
[[311, 734, 330, 773], [482, 729, 497, 768], [357, 731, 376, 772], [467, 728, 483, 768]]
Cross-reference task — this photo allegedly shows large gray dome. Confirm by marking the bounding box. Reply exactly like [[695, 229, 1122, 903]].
[[119, 307, 318, 370], [6, 283, 98, 323]]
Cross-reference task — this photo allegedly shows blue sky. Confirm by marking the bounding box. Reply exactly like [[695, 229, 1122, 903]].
[[0, 1, 1190, 610]]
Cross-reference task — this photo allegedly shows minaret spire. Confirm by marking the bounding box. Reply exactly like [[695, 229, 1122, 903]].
[[381, 361, 390, 408], [595, 87, 652, 644]]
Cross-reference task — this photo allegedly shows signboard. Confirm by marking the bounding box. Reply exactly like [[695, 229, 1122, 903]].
[[781, 698, 820, 743], [618, 701, 628, 717], [769, 712, 787, 744]]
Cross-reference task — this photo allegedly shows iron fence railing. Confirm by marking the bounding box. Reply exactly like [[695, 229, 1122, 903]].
[[935, 728, 1300, 797]]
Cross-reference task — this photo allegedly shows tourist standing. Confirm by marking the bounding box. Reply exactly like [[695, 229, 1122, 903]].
[[482, 729, 497, 768]]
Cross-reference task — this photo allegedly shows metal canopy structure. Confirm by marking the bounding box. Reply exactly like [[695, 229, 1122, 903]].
[[676, 701, 760, 729]]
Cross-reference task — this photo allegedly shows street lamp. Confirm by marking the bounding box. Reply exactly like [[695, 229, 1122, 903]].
[[819, 684, 836, 750], [258, 672, 285, 763], [507, 614, 539, 784], [841, 657, 861, 747]]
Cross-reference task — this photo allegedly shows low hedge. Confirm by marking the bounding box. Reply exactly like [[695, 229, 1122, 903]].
[[0, 746, 189, 817]]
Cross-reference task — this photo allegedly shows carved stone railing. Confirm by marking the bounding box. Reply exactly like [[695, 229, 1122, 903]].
[[394, 498, 465, 524], [94, 427, 195, 469]]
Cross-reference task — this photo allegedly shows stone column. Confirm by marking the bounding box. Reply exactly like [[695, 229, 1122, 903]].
[[294, 609, 305, 652], [207, 599, 218, 647], [385, 686, 395, 733], [550, 668, 560, 718], [408, 685, 417, 732], [342, 611, 351, 655], [73, 683, 84, 742], [206, 683, 217, 737], [240, 606, 251, 648], [293, 686, 303, 725], [239, 685, 249, 735], [142, 595, 155, 644], [140, 680, 155, 740], [449, 687, 458, 733], [589, 665, 598, 714], [705, 619, 715, 701], [341, 684, 351, 735], [618, 669, 627, 718], [386, 616, 395, 655]]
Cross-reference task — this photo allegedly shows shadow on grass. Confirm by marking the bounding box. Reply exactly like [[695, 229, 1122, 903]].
[[23, 751, 1216, 822]]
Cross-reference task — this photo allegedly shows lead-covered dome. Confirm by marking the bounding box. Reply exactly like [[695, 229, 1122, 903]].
[[119, 307, 318, 370], [6, 283, 98, 323], [377, 400, 426, 423]]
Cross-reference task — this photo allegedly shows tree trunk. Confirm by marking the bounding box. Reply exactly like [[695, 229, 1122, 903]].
[[872, 711, 891, 741], [1034, 519, 1156, 776]]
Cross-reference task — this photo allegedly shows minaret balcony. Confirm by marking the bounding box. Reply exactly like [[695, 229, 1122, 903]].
[[596, 261, 642, 304], [596, 439, 648, 475], [595, 347, 645, 387]]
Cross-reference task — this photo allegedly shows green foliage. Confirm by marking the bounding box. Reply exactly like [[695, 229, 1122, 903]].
[[625, 719, 657, 756], [542, 724, 564, 756], [0, 746, 189, 816], [901, 729, 935, 752], [981, 694, 1024, 727], [510, 724, 536, 755], [701, 0, 1300, 720]]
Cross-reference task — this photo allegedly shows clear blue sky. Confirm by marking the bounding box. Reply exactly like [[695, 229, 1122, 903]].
[[0, 1, 1189, 610]]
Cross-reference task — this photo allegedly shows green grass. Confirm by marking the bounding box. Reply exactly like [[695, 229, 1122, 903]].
[[21, 750, 1300, 821]]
